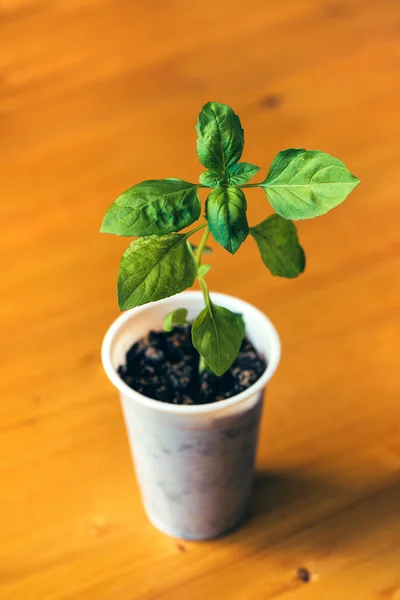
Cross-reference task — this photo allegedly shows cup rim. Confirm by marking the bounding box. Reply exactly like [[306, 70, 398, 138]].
[[101, 291, 281, 415]]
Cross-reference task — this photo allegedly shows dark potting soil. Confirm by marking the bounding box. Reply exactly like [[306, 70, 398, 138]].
[[117, 325, 267, 406]]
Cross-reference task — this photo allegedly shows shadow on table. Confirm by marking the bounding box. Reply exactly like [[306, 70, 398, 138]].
[[238, 469, 400, 554]]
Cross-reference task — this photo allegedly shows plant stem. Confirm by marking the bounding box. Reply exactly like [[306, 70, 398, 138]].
[[198, 355, 208, 373], [195, 226, 211, 374], [239, 183, 262, 188], [186, 222, 207, 238], [195, 225, 210, 270], [198, 274, 211, 308], [197, 275, 211, 374]]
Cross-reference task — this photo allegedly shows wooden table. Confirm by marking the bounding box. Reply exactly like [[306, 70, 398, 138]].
[[2, 1, 400, 598]]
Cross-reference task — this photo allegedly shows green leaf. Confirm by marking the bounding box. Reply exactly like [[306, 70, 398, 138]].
[[196, 102, 244, 174], [206, 187, 248, 254], [261, 149, 360, 220], [251, 214, 305, 278], [118, 234, 196, 309], [192, 300, 245, 376], [163, 308, 189, 332], [227, 162, 260, 185], [198, 263, 212, 278], [199, 170, 225, 187], [101, 179, 201, 236]]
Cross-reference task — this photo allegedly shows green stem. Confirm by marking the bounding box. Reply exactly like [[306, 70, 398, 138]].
[[185, 222, 207, 239], [195, 226, 211, 374], [198, 273, 211, 308], [239, 183, 262, 188], [198, 355, 208, 373], [197, 275, 211, 374], [195, 225, 210, 271]]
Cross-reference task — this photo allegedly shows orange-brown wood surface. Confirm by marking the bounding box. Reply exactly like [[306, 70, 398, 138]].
[[1, 1, 400, 598]]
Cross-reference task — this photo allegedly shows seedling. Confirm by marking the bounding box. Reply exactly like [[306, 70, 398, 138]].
[[101, 102, 360, 376]]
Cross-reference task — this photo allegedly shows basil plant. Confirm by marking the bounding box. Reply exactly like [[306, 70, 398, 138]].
[[101, 102, 360, 375]]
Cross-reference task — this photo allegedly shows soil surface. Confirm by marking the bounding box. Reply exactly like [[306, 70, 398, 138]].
[[117, 325, 267, 405]]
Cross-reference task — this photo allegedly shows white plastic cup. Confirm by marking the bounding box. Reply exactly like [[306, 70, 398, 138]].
[[102, 291, 280, 540]]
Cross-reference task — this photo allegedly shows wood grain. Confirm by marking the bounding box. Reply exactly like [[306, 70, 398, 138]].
[[1, 1, 400, 598]]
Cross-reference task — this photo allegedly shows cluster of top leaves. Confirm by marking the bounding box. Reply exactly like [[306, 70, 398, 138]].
[[101, 102, 360, 376]]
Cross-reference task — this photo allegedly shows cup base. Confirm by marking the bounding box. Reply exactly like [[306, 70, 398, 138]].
[[144, 503, 252, 541]]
